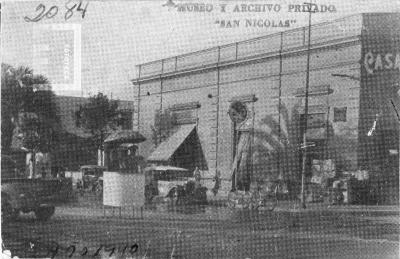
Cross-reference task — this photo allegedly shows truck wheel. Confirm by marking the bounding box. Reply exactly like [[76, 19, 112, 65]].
[[1, 201, 18, 222], [35, 206, 55, 221]]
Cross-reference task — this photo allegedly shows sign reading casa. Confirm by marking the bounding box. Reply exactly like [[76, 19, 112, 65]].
[[364, 51, 400, 75]]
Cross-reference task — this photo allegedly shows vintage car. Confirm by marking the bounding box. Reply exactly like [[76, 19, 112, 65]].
[[144, 166, 207, 205]]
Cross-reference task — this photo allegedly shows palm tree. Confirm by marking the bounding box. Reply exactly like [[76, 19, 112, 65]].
[[252, 103, 302, 183], [1, 63, 60, 176], [1, 64, 55, 150]]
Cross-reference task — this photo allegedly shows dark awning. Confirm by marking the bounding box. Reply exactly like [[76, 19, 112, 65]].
[[295, 85, 333, 97], [147, 124, 196, 162], [104, 130, 146, 145]]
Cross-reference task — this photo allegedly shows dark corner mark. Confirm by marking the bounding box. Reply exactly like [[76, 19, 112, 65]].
[[163, 0, 177, 8]]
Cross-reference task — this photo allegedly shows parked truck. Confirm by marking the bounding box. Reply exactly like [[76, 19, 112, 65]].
[[1, 155, 72, 222]]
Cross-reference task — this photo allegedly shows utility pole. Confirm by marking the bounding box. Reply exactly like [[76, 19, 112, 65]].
[[300, 2, 315, 209]]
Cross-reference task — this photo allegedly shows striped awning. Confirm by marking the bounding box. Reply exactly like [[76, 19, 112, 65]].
[[147, 124, 196, 162]]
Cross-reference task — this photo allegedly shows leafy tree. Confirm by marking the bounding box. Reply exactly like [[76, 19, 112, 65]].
[[1, 63, 60, 176], [150, 109, 177, 147], [75, 93, 119, 164]]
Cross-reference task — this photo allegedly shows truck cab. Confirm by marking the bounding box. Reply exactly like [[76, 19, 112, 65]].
[[1, 155, 71, 222]]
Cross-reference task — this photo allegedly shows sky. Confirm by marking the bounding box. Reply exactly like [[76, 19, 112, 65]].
[[1, 0, 399, 100]]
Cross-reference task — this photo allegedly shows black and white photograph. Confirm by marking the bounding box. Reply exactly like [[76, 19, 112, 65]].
[[1, 0, 399, 258]]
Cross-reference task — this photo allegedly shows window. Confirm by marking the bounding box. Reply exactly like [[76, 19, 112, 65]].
[[334, 107, 347, 122]]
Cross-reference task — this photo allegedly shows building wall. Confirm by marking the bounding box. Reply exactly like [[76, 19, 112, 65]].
[[135, 20, 363, 190], [216, 44, 362, 183], [358, 13, 400, 204], [358, 13, 400, 171]]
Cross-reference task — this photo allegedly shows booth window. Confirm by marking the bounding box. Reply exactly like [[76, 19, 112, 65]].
[[117, 110, 133, 130], [334, 107, 347, 122]]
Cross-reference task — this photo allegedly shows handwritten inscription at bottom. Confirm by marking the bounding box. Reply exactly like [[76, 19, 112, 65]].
[[26, 239, 139, 259]]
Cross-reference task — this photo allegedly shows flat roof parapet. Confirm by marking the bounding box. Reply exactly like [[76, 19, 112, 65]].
[[133, 14, 363, 82]]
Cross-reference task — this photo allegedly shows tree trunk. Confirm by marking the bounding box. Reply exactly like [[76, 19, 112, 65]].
[[33, 152, 36, 178], [99, 132, 104, 166], [99, 148, 104, 166]]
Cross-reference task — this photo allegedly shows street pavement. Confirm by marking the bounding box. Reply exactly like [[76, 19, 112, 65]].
[[2, 196, 399, 259]]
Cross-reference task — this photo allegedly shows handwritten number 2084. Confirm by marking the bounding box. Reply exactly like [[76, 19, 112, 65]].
[[24, 1, 88, 22]]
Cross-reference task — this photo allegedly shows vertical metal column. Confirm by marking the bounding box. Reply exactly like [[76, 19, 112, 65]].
[[160, 61, 164, 117], [251, 101, 255, 187], [159, 76, 163, 143], [278, 32, 283, 179], [137, 64, 142, 132], [136, 65, 142, 155], [215, 47, 221, 173], [232, 121, 237, 191], [301, 3, 314, 209], [325, 91, 330, 159], [137, 83, 141, 130]]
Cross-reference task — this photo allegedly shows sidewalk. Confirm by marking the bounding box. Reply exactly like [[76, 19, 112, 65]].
[[55, 201, 399, 225], [69, 190, 399, 214], [207, 190, 399, 212], [276, 201, 400, 213], [52, 206, 264, 222]]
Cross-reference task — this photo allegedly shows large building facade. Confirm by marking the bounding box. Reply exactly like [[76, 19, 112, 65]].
[[132, 13, 399, 202]]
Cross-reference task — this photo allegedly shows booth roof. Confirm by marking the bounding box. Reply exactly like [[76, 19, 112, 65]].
[[104, 130, 146, 144], [144, 165, 189, 172]]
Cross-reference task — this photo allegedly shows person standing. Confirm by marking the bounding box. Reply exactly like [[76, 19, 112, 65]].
[[212, 170, 221, 196], [193, 167, 201, 189], [27, 157, 34, 179]]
